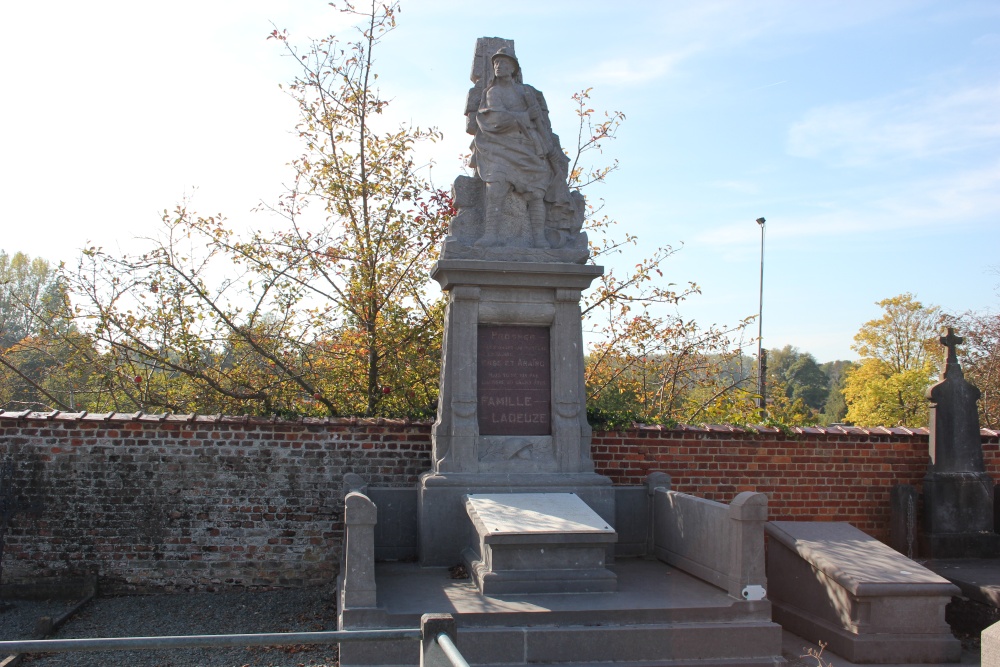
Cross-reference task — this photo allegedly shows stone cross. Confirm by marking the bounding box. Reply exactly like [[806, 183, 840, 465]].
[[940, 327, 963, 368]]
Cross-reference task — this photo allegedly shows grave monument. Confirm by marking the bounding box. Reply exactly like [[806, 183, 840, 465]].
[[418, 37, 613, 579], [336, 38, 781, 667], [921, 327, 1000, 558]]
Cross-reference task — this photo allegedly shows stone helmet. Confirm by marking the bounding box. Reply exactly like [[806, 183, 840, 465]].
[[491, 46, 520, 74]]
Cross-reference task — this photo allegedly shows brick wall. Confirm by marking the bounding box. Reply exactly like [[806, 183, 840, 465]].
[[0, 411, 997, 591], [0, 413, 431, 592], [593, 425, 999, 540]]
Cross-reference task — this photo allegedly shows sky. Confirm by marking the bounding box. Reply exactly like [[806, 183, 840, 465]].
[[1, 0, 998, 363]]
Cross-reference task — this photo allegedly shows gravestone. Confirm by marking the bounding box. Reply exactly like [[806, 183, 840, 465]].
[[417, 38, 612, 566], [921, 327, 1000, 558]]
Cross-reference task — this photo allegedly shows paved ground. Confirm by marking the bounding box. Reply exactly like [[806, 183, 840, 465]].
[[781, 630, 981, 667], [0, 587, 988, 666]]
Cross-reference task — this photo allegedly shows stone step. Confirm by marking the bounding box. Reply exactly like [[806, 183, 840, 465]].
[[343, 620, 784, 666], [340, 559, 784, 667]]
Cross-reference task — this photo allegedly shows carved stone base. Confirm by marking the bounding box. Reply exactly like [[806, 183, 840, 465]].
[[440, 236, 589, 265]]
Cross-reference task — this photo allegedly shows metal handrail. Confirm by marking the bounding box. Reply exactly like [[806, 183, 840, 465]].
[[0, 628, 421, 654], [436, 632, 470, 667]]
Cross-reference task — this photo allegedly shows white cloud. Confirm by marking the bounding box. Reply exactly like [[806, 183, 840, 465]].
[[693, 160, 1000, 247], [585, 50, 695, 86], [788, 83, 1000, 167]]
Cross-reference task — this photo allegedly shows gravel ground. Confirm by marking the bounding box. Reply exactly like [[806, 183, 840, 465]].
[[0, 599, 80, 642], [2, 588, 340, 667]]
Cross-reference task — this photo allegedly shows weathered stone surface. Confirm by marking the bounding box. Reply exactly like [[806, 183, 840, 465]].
[[420, 261, 611, 571], [928, 328, 985, 474], [417, 471, 614, 566], [888, 483, 918, 558], [984, 619, 1000, 667], [339, 558, 783, 667], [440, 38, 588, 264], [766, 521, 961, 664]]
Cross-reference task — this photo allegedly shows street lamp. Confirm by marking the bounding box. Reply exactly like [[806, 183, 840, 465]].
[[755, 217, 766, 417]]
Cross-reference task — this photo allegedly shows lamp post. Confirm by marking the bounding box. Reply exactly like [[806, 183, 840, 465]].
[[755, 217, 766, 418]]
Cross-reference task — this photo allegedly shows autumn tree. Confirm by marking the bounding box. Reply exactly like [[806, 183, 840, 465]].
[[0, 250, 100, 411], [0, 251, 61, 349], [818, 359, 853, 424], [572, 90, 758, 427], [65, 1, 451, 417], [51, 4, 757, 423], [842, 293, 943, 427], [953, 310, 1000, 429]]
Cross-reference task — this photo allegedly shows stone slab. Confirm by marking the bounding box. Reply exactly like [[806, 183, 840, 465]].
[[782, 629, 980, 667], [431, 259, 603, 291], [477, 325, 551, 436], [466, 493, 615, 537], [464, 493, 617, 594], [371, 485, 647, 560], [768, 521, 958, 596]]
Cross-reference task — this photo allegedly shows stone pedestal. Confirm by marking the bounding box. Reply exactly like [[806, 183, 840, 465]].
[[428, 260, 602, 476], [462, 493, 617, 595], [418, 259, 613, 566]]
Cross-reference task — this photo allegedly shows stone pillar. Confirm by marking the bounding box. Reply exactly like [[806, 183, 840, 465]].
[[432, 285, 480, 473], [727, 491, 768, 600], [552, 287, 591, 472], [339, 492, 377, 610]]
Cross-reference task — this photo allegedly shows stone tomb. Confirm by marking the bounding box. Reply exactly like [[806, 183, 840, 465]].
[[766, 521, 961, 663], [462, 493, 617, 594]]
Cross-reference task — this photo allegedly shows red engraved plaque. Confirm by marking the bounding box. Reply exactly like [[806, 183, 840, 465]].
[[477, 326, 551, 435]]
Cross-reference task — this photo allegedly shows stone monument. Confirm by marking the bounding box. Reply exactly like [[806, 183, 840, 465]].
[[418, 37, 613, 573], [337, 41, 784, 667], [921, 327, 1000, 558]]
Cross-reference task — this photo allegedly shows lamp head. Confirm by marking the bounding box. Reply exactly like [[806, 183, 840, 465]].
[[756, 217, 766, 225]]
